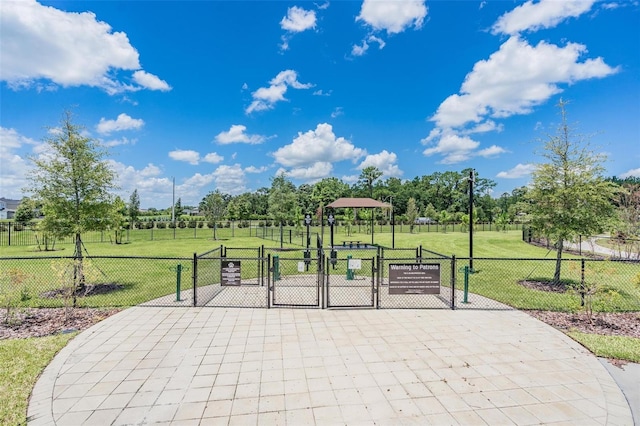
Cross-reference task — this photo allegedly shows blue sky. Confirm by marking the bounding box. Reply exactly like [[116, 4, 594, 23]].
[[1, 0, 638, 209]]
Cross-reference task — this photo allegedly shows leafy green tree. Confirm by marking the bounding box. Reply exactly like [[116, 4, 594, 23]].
[[311, 177, 351, 209], [173, 198, 184, 219], [527, 99, 620, 284], [14, 197, 36, 224], [268, 173, 298, 247], [112, 196, 127, 244], [438, 210, 451, 233], [406, 197, 419, 233], [25, 111, 117, 299], [200, 190, 228, 239], [128, 189, 140, 229]]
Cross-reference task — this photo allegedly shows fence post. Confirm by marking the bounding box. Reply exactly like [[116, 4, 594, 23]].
[[8, 222, 11, 246], [450, 255, 456, 310], [192, 253, 198, 307], [580, 258, 586, 306]]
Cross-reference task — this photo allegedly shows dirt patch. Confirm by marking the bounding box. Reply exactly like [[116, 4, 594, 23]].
[[519, 279, 569, 293], [40, 283, 124, 299], [0, 307, 122, 339]]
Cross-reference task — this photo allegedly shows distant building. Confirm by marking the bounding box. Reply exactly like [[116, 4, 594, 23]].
[[0, 198, 21, 219]]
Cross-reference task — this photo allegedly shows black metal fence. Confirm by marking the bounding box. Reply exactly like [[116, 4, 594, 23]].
[[1, 248, 638, 314], [0, 220, 526, 247]]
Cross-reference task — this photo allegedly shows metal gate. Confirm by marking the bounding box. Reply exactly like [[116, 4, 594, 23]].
[[325, 256, 376, 308], [270, 249, 322, 308]]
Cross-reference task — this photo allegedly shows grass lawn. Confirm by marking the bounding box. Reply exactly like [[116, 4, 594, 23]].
[[0, 333, 77, 425], [567, 332, 640, 363]]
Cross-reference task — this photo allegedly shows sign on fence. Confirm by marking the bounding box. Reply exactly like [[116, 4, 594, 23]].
[[221, 260, 241, 286], [388, 263, 440, 295]]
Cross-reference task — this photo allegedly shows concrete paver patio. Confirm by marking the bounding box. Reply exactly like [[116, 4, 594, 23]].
[[28, 307, 633, 425]]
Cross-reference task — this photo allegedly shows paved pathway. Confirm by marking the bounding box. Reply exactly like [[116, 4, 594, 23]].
[[29, 307, 633, 425]]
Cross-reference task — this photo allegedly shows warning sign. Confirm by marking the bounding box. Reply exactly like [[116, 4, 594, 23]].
[[221, 260, 241, 286], [388, 263, 440, 295]]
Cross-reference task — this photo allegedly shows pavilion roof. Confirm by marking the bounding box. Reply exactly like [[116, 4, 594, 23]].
[[325, 197, 391, 209]]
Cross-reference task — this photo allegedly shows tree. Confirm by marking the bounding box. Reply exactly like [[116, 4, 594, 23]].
[[173, 198, 184, 219], [25, 111, 117, 299], [128, 189, 140, 229], [200, 190, 227, 240], [527, 99, 620, 284], [268, 173, 298, 247], [14, 197, 36, 224], [359, 166, 383, 198], [406, 197, 419, 233]]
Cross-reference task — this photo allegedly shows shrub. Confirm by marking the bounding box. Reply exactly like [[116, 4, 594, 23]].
[[156, 221, 167, 229], [178, 220, 187, 229], [197, 221, 204, 228], [145, 221, 155, 229], [224, 221, 231, 228], [168, 222, 176, 229], [188, 220, 197, 229], [265, 220, 272, 227], [135, 222, 144, 229]]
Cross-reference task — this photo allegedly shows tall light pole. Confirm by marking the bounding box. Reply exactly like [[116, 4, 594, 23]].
[[468, 169, 474, 271], [171, 176, 175, 225]]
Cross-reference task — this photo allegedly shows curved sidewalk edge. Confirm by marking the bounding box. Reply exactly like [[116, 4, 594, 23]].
[[28, 307, 633, 425]]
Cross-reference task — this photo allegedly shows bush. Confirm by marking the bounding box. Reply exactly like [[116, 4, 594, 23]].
[[265, 220, 272, 227], [178, 220, 187, 229], [224, 221, 231, 228], [156, 222, 167, 229], [197, 221, 204, 228], [168, 222, 176, 229], [135, 222, 144, 229], [145, 221, 155, 229], [188, 220, 197, 229]]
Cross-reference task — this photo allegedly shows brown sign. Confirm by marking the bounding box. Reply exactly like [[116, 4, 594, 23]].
[[221, 260, 241, 286], [388, 263, 440, 295]]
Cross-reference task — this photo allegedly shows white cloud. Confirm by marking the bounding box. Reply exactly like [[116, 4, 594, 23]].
[[287, 162, 334, 181], [0, 0, 169, 94], [422, 133, 480, 164], [492, 0, 595, 35], [245, 166, 268, 174], [620, 168, 640, 178], [477, 145, 508, 158], [313, 89, 331, 96], [356, 0, 427, 34], [431, 36, 619, 129], [202, 153, 224, 164], [273, 123, 365, 168], [497, 163, 536, 179], [211, 164, 247, 195], [357, 150, 403, 177], [215, 125, 267, 144], [351, 35, 386, 57], [96, 113, 144, 134], [245, 70, 313, 114], [102, 136, 137, 147], [169, 149, 200, 165], [132, 70, 171, 92], [0, 127, 40, 198], [168, 149, 223, 165], [281, 6, 317, 32], [331, 107, 344, 118]]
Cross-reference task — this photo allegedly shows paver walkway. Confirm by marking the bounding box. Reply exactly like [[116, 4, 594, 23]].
[[28, 307, 633, 425]]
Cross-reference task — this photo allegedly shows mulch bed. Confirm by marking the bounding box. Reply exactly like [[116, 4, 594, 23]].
[[527, 310, 640, 339], [0, 308, 122, 339]]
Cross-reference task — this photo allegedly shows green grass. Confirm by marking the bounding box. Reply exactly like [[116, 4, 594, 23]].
[[567, 331, 640, 363], [0, 333, 77, 425]]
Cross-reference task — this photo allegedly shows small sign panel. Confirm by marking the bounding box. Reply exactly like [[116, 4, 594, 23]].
[[221, 260, 241, 286], [327, 213, 335, 226], [348, 258, 362, 270], [304, 214, 312, 225], [388, 263, 440, 295], [298, 262, 305, 272]]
